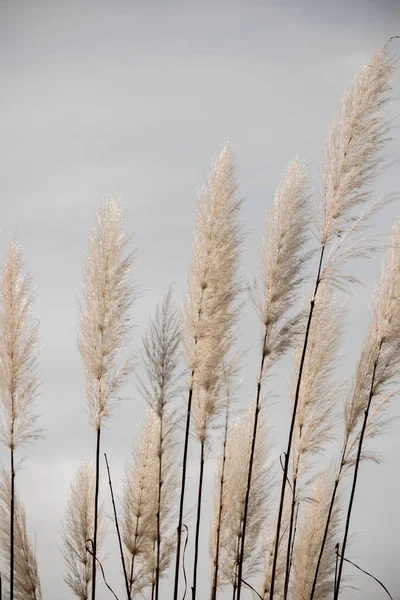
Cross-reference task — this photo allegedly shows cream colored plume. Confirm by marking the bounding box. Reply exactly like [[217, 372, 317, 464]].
[[291, 470, 341, 600], [185, 140, 242, 444], [252, 154, 311, 367], [320, 43, 394, 247], [0, 239, 40, 450], [0, 467, 42, 600], [123, 407, 176, 593], [344, 219, 400, 464], [217, 405, 270, 586], [78, 192, 136, 431], [61, 460, 104, 600]]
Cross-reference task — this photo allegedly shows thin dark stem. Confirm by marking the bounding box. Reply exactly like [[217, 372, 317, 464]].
[[155, 409, 164, 600], [151, 582, 155, 600], [10, 444, 15, 600], [211, 395, 231, 600], [236, 328, 268, 600], [287, 501, 300, 595], [334, 341, 383, 600], [192, 441, 205, 600], [232, 531, 241, 600], [86, 539, 120, 600], [91, 427, 101, 600], [173, 380, 194, 600], [337, 550, 394, 600], [269, 244, 325, 600], [283, 476, 298, 599], [104, 454, 131, 600]]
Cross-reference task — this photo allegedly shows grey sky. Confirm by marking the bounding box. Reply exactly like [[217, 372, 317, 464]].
[[1, 1, 400, 599]]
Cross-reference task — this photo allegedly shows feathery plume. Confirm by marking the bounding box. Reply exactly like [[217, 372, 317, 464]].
[[137, 286, 180, 600], [0, 239, 41, 600], [252, 155, 311, 366], [292, 471, 341, 600], [78, 192, 136, 600], [175, 139, 242, 600], [61, 460, 104, 600], [0, 239, 40, 450], [0, 468, 42, 600], [78, 193, 136, 432], [218, 406, 271, 595], [319, 43, 394, 246], [123, 407, 176, 596]]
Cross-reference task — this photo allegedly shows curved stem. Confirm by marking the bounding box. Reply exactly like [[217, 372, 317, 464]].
[[104, 454, 131, 600]]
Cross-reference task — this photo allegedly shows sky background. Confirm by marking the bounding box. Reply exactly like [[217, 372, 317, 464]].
[[1, 1, 400, 599]]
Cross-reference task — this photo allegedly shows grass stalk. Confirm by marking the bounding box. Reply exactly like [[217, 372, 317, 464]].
[[269, 244, 325, 600], [91, 427, 101, 600], [192, 441, 205, 600]]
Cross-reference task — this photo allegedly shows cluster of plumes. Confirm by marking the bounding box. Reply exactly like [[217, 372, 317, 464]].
[[0, 239, 40, 450], [319, 43, 394, 248], [212, 404, 271, 589], [122, 408, 177, 595], [344, 219, 400, 467], [0, 468, 42, 600], [291, 471, 341, 600], [61, 460, 105, 600], [78, 193, 136, 431], [252, 155, 311, 369], [292, 284, 345, 484], [185, 140, 242, 444]]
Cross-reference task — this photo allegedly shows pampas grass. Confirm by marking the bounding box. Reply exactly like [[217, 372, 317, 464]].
[[175, 139, 242, 600], [0, 240, 40, 600], [2, 39, 400, 600], [61, 460, 105, 600], [78, 192, 136, 600], [0, 468, 42, 600], [269, 40, 396, 600]]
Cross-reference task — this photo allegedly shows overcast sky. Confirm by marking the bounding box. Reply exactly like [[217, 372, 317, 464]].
[[1, 1, 400, 599]]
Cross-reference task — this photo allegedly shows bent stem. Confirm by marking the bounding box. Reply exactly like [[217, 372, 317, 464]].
[[334, 342, 383, 599], [104, 454, 131, 600], [269, 244, 325, 600]]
